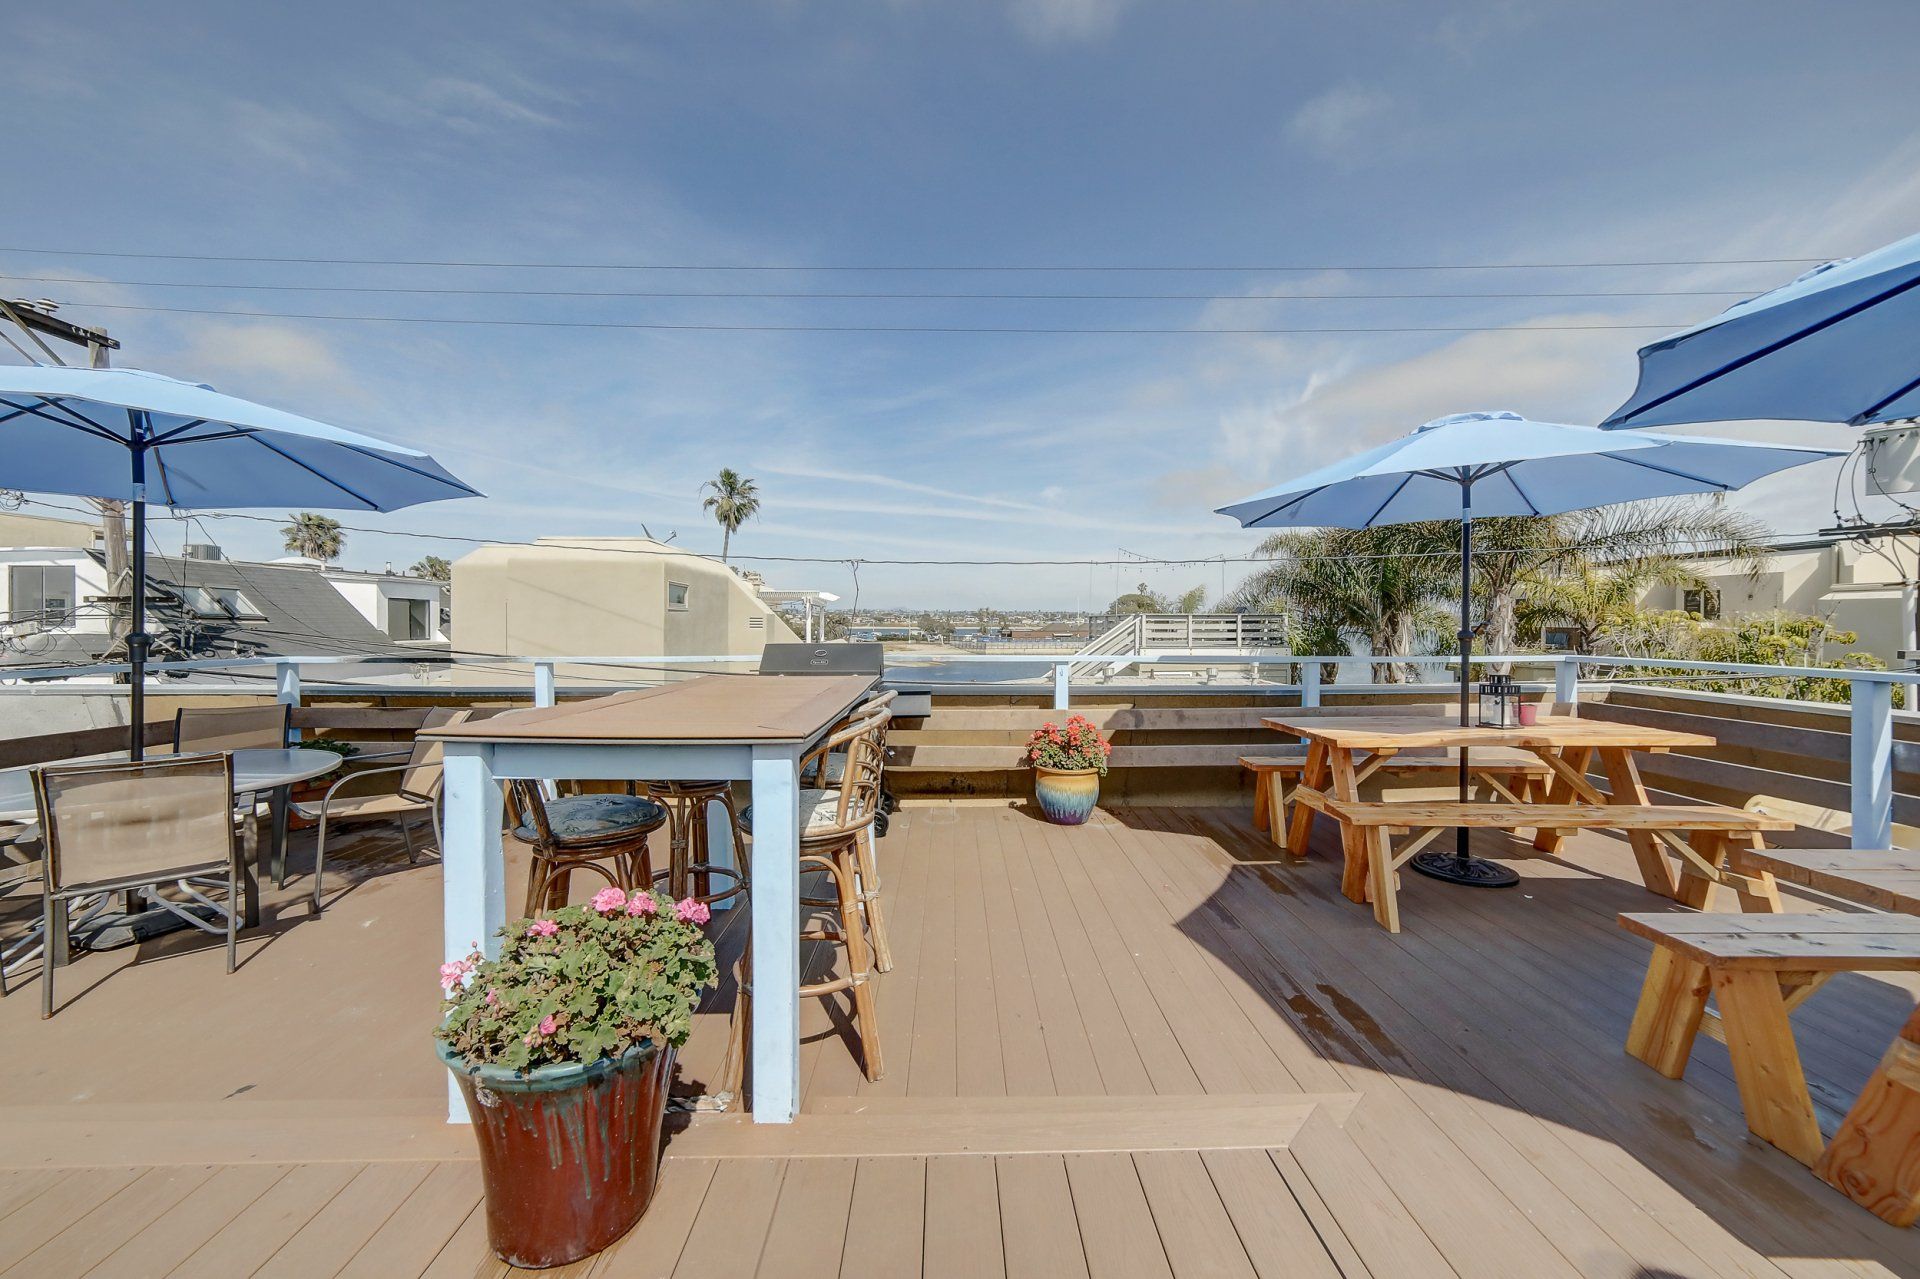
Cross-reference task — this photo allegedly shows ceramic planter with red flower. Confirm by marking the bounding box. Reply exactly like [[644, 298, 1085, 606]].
[[1025, 714, 1112, 825], [437, 888, 717, 1268]]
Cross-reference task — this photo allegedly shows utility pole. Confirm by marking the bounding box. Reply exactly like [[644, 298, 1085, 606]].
[[0, 299, 131, 649]]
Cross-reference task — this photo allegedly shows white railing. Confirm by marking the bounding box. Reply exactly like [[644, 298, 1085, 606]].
[[3, 647, 1915, 849]]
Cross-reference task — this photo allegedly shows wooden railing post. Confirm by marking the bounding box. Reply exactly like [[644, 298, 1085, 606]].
[[1851, 678, 1895, 849], [533, 661, 556, 709]]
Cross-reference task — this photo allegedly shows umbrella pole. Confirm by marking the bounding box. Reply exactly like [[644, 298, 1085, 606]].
[[1410, 478, 1518, 889], [127, 423, 149, 762]]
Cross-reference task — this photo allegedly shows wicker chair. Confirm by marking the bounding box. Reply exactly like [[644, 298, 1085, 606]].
[[726, 700, 894, 1094], [643, 780, 748, 907], [510, 783, 668, 917], [32, 754, 242, 1017]]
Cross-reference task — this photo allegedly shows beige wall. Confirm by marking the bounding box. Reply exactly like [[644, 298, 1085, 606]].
[[1636, 539, 1919, 661], [0, 512, 96, 549], [450, 538, 797, 683]]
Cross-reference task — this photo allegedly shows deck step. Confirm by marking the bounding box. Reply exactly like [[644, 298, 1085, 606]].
[[667, 1093, 1360, 1160]]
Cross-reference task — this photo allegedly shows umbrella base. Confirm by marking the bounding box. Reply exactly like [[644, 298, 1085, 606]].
[[1408, 849, 1519, 888]]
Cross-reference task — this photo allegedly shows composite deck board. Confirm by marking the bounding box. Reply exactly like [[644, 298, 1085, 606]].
[[758, 1156, 858, 1278], [3, 807, 1920, 1275], [672, 1157, 786, 1278], [995, 1154, 1091, 1279], [839, 1157, 925, 1278]]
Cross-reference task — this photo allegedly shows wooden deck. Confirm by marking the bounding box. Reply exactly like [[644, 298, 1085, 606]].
[[3, 803, 1920, 1276]]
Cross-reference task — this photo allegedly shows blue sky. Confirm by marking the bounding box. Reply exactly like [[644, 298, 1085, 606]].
[[5, 0, 1920, 608]]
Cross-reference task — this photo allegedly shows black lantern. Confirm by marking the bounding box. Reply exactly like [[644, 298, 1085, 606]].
[[1477, 673, 1518, 729]]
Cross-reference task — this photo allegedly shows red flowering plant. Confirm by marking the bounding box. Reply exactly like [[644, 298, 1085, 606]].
[[1024, 713, 1113, 775], [436, 887, 718, 1071]]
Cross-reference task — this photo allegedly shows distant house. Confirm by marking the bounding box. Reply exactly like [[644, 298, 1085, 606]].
[[1630, 533, 1920, 663], [0, 520, 436, 678], [450, 537, 799, 681]]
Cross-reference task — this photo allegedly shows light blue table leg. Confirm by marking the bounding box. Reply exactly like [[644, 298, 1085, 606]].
[[749, 745, 802, 1123], [442, 745, 505, 1123]]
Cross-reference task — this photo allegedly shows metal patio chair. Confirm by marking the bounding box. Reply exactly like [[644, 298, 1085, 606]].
[[32, 753, 242, 1017], [297, 708, 473, 914]]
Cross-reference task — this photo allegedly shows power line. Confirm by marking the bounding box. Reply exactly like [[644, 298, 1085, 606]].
[[0, 272, 1758, 303], [8, 495, 1849, 570], [37, 301, 1689, 336], [0, 246, 1832, 272]]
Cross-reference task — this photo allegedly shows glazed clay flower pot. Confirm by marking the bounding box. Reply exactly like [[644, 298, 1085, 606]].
[[439, 1039, 674, 1268], [1034, 765, 1100, 825]]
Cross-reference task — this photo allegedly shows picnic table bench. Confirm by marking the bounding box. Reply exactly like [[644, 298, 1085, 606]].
[[1621, 910, 1920, 1225], [1241, 746, 1553, 846], [1307, 795, 1788, 930]]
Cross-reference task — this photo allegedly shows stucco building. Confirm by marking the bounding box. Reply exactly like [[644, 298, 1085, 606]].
[[450, 537, 798, 680]]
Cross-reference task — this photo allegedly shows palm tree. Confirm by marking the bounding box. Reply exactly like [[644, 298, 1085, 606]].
[[700, 468, 761, 563], [1226, 527, 1454, 682], [281, 512, 344, 562], [1463, 498, 1770, 661], [409, 555, 452, 582]]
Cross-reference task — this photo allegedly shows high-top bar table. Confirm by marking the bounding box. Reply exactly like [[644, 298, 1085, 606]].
[[425, 673, 876, 1125]]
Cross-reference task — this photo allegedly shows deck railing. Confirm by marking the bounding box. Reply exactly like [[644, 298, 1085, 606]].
[[2, 648, 1915, 848]]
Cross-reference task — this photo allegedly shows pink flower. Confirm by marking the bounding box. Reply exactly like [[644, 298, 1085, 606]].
[[437, 957, 474, 993], [525, 918, 558, 939], [538, 1014, 557, 1036], [522, 1013, 558, 1047], [676, 897, 711, 925], [485, 987, 500, 1007], [590, 886, 628, 914], [626, 892, 659, 916]]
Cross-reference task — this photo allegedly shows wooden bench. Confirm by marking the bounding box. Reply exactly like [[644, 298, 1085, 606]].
[[1303, 795, 1789, 932], [1240, 749, 1552, 847], [1620, 911, 1920, 1224]]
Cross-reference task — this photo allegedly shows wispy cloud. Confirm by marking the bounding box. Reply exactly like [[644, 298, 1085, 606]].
[[1286, 83, 1393, 161], [1006, 0, 1131, 45], [411, 77, 565, 132], [754, 461, 1052, 513]]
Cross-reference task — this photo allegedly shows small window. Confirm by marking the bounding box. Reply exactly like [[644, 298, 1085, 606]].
[[184, 585, 264, 621], [667, 581, 690, 611], [1682, 588, 1721, 620], [387, 596, 432, 640], [8, 565, 75, 627]]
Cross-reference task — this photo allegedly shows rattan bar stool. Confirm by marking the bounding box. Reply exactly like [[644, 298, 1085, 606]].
[[643, 780, 748, 907], [509, 783, 667, 917], [723, 702, 893, 1097]]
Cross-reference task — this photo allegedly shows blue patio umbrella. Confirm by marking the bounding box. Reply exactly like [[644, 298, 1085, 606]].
[[1604, 230, 1920, 429], [0, 364, 480, 756], [1216, 411, 1838, 886]]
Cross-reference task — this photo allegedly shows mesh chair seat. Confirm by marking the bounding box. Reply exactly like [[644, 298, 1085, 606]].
[[514, 793, 667, 845], [292, 790, 430, 822]]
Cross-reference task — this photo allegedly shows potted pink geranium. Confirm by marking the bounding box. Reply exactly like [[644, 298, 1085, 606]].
[[1026, 713, 1112, 824], [436, 887, 717, 1269]]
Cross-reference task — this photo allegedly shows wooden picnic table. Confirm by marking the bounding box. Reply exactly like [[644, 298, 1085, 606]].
[[1626, 847, 1920, 1226], [1262, 712, 1751, 931]]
